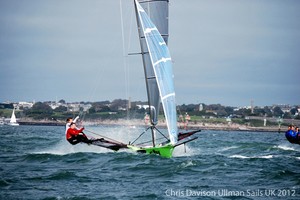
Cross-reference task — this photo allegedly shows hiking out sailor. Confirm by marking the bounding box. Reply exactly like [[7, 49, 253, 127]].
[[66, 122, 91, 145]]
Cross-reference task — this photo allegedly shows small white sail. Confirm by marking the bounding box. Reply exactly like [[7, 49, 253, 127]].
[[9, 108, 19, 126]]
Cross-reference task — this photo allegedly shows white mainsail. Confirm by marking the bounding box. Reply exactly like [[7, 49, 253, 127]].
[[135, 0, 178, 145]]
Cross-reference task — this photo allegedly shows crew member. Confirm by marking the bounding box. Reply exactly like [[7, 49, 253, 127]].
[[285, 125, 298, 144], [66, 122, 91, 145], [296, 126, 300, 143], [65, 116, 79, 134]]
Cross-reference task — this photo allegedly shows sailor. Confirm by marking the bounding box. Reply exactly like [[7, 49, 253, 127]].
[[65, 116, 79, 134], [285, 125, 298, 144], [296, 126, 300, 143], [66, 122, 92, 145]]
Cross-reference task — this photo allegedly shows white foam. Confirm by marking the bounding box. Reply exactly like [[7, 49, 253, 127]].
[[275, 145, 297, 151], [173, 144, 200, 157], [219, 146, 239, 152], [229, 154, 273, 159], [230, 155, 249, 159], [258, 155, 273, 159], [178, 160, 196, 168]]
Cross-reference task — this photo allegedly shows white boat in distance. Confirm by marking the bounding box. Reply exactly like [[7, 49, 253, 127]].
[[9, 108, 19, 126]]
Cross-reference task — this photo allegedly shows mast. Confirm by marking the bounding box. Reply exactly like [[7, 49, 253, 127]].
[[134, 0, 169, 147]]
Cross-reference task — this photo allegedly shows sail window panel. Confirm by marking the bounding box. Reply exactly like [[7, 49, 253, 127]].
[[155, 61, 175, 97], [162, 96, 178, 144]]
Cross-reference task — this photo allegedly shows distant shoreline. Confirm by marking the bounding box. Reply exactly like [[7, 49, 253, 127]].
[[17, 119, 284, 133]]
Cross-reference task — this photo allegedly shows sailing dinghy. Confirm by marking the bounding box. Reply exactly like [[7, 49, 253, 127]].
[[80, 0, 199, 158], [126, 0, 200, 158]]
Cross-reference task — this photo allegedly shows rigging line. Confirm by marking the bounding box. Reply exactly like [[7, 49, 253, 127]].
[[153, 126, 169, 140], [85, 4, 124, 104], [130, 126, 152, 144], [80, 3, 125, 124], [176, 105, 183, 124], [84, 129, 126, 145], [133, 126, 169, 145], [78, 104, 87, 123], [136, 136, 167, 146], [127, 3, 135, 56], [119, 1, 139, 120], [119, 0, 130, 111]]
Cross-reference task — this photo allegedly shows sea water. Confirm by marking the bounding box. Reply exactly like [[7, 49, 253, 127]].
[[0, 125, 299, 200]]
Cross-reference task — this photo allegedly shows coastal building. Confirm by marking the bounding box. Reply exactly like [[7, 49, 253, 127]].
[[67, 103, 81, 112], [48, 101, 61, 110], [137, 104, 149, 110], [273, 104, 291, 113], [67, 103, 92, 112], [18, 102, 34, 109], [81, 104, 92, 112]]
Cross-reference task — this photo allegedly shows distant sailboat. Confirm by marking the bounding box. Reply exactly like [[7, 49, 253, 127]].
[[9, 108, 19, 126], [0, 117, 4, 126]]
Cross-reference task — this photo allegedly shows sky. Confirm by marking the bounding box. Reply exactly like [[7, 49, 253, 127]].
[[0, 0, 299, 107]]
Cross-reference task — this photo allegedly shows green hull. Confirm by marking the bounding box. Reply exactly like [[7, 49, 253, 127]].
[[128, 144, 175, 158]]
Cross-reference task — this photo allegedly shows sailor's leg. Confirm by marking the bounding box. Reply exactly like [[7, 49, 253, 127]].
[[77, 134, 92, 144], [67, 137, 80, 145]]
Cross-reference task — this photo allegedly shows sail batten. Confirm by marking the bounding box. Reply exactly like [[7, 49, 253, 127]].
[[135, 0, 178, 145], [161, 93, 175, 100], [153, 57, 171, 66]]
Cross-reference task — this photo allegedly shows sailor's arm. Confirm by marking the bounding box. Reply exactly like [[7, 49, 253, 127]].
[[73, 116, 79, 123]]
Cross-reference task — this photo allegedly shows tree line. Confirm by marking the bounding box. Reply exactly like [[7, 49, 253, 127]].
[[0, 100, 298, 121]]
